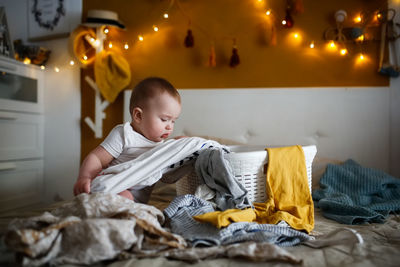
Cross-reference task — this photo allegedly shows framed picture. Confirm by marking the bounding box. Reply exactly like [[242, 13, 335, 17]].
[[27, 0, 72, 41], [0, 7, 14, 58]]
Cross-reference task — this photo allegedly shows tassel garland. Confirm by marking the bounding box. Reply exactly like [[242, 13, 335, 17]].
[[283, 9, 294, 28], [184, 29, 194, 47], [208, 44, 216, 67], [229, 46, 240, 68]]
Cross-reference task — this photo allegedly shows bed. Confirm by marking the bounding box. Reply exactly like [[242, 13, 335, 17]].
[[1, 151, 399, 267]]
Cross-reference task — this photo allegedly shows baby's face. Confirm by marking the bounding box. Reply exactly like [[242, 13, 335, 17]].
[[138, 92, 181, 142]]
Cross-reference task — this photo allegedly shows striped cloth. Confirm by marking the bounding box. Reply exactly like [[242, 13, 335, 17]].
[[164, 195, 312, 247], [313, 159, 400, 224]]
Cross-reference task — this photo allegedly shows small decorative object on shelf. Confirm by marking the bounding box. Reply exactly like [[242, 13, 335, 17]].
[[0, 7, 14, 58], [13, 39, 51, 66]]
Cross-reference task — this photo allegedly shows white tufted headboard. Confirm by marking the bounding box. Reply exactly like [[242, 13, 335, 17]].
[[124, 87, 390, 172]]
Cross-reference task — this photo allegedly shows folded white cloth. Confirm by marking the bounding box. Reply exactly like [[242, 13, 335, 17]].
[[91, 137, 226, 194]]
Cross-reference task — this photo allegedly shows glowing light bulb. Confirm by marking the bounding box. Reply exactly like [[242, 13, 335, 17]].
[[69, 60, 75, 66], [359, 54, 365, 60], [282, 19, 287, 25], [90, 37, 95, 43], [103, 27, 109, 34], [153, 25, 159, 32], [23, 58, 31, 64], [376, 13, 382, 21], [108, 42, 113, 48], [83, 55, 88, 61], [340, 48, 348, 55], [54, 67, 60, 72], [293, 33, 299, 39], [356, 35, 365, 42], [94, 39, 101, 47], [265, 10, 271, 16], [330, 41, 336, 48], [40, 65, 45, 70], [124, 43, 129, 50], [354, 15, 362, 23], [163, 13, 169, 19], [310, 41, 315, 48], [138, 35, 144, 41]]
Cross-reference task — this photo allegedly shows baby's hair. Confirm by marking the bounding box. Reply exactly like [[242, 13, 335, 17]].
[[129, 77, 180, 114]]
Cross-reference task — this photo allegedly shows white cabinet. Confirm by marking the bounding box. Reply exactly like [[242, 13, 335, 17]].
[[0, 56, 44, 212]]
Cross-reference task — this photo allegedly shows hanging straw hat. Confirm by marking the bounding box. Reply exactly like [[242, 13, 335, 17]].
[[83, 10, 125, 29]]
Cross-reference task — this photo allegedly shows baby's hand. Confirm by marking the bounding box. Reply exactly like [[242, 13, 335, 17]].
[[73, 178, 91, 196], [173, 136, 188, 140]]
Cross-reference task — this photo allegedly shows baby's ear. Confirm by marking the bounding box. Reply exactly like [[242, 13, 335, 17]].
[[132, 107, 143, 123]]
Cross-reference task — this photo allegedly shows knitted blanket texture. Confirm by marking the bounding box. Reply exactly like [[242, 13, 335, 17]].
[[313, 159, 400, 224]]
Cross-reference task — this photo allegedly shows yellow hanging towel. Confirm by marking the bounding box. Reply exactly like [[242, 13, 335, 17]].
[[94, 50, 131, 103], [193, 145, 314, 233]]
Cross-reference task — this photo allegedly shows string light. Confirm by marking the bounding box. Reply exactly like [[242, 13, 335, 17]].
[[94, 39, 101, 47], [23, 58, 31, 64], [354, 15, 362, 23], [66, 2, 378, 71], [356, 35, 365, 42], [40, 65, 45, 70], [54, 67, 60, 73]]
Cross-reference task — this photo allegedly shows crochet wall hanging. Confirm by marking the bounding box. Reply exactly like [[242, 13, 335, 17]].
[[70, 10, 131, 138]]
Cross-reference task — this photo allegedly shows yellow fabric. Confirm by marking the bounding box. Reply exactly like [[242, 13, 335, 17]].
[[254, 146, 314, 233], [94, 50, 131, 103], [69, 26, 97, 67], [193, 208, 256, 229], [193, 145, 314, 233]]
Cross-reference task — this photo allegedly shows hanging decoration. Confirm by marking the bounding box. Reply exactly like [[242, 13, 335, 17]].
[[229, 39, 240, 68], [265, 10, 277, 46], [69, 9, 130, 138], [94, 50, 131, 103], [184, 28, 194, 47], [31, 0, 65, 30], [282, 0, 295, 28], [29, 0, 395, 76], [377, 8, 399, 77], [208, 43, 216, 67], [69, 26, 97, 67]]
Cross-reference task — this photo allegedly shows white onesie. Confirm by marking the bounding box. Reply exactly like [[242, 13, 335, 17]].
[[100, 122, 162, 203]]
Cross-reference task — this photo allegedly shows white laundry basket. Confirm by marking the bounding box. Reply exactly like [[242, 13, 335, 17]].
[[176, 145, 317, 203]]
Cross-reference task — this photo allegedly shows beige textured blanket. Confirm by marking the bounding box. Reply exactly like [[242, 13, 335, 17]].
[[4, 192, 302, 266]]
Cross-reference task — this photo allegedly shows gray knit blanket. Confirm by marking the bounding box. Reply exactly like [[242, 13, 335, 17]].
[[313, 159, 400, 224]]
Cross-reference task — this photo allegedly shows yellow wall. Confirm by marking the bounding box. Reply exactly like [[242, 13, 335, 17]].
[[83, 0, 389, 88]]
